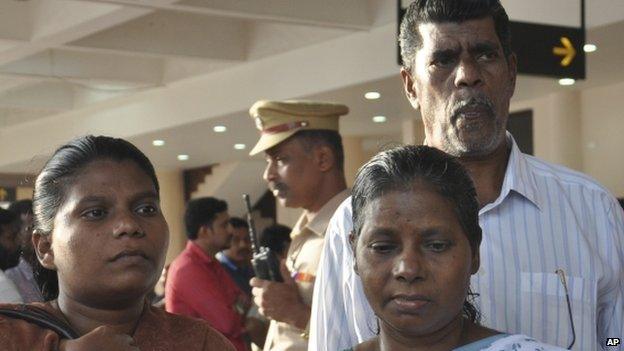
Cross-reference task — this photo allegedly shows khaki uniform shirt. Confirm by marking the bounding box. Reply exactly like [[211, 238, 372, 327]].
[[264, 189, 350, 351]]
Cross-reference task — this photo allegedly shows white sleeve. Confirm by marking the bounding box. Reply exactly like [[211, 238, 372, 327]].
[[309, 197, 376, 351], [597, 198, 624, 350], [0, 271, 23, 304]]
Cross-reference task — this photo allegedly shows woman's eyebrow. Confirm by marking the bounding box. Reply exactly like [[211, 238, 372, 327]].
[[75, 195, 108, 206], [418, 228, 445, 239], [368, 227, 397, 238], [131, 190, 160, 202]]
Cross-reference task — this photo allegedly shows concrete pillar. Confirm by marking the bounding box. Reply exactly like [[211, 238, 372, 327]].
[[402, 117, 425, 146], [156, 170, 187, 264], [342, 136, 368, 188]]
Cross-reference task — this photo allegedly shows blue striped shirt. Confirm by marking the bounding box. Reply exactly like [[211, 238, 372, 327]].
[[309, 137, 624, 351]]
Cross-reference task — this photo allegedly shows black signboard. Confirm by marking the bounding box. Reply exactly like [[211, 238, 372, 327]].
[[397, 1, 586, 80], [510, 21, 585, 79]]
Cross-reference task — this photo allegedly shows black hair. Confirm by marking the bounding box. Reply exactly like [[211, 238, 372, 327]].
[[8, 199, 33, 217], [229, 217, 249, 230], [259, 224, 292, 257], [0, 208, 17, 226], [184, 197, 228, 240], [351, 145, 481, 323], [399, 0, 512, 72], [292, 130, 345, 172], [31, 135, 160, 301]]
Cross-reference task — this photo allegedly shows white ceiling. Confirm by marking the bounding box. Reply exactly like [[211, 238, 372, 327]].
[[0, 0, 623, 173]]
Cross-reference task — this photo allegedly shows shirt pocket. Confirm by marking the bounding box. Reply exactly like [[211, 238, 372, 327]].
[[520, 272, 597, 349]]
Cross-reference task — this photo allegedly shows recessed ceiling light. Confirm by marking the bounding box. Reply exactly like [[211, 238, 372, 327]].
[[365, 91, 381, 100], [177, 154, 189, 161], [583, 44, 597, 53], [213, 125, 227, 133], [372, 115, 387, 123], [152, 139, 165, 146], [558, 78, 575, 86], [234, 143, 246, 150]]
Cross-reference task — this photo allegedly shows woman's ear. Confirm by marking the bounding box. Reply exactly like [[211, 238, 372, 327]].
[[470, 246, 480, 275], [32, 231, 56, 270], [349, 231, 359, 275]]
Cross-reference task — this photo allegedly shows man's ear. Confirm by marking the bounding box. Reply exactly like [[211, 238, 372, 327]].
[[197, 225, 211, 241], [400, 68, 420, 110], [32, 231, 56, 270], [314, 145, 335, 173]]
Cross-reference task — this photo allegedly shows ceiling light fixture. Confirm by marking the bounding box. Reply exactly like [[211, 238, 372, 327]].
[[152, 140, 165, 146], [558, 78, 575, 86], [234, 144, 246, 150], [372, 115, 387, 123], [177, 154, 189, 161], [213, 125, 227, 133], [583, 44, 597, 53], [365, 91, 381, 100]]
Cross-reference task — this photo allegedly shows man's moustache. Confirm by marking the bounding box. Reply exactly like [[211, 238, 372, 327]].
[[451, 96, 495, 121]]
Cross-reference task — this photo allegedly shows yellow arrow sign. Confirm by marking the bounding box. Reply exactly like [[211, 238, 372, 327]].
[[553, 36, 576, 67], [0, 188, 7, 201]]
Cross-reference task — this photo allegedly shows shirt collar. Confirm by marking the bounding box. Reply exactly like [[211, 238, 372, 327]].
[[216, 251, 239, 271], [294, 189, 351, 237], [187, 241, 215, 264], [483, 132, 543, 213]]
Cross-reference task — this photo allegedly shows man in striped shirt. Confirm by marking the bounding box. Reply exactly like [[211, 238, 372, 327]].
[[309, 1, 624, 350]]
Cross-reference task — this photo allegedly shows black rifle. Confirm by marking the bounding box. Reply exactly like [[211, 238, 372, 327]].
[[243, 194, 283, 282]]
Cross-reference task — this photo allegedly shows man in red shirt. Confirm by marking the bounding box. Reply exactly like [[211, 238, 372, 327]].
[[165, 197, 249, 351]]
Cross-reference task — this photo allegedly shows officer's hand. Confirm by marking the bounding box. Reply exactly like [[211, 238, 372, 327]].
[[59, 325, 140, 351], [250, 261, 310, 330]]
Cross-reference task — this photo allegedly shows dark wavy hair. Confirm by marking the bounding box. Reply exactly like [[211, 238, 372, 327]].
[[399, 0, 512, 72], [31, 135, 159, 301], [351, 145, 482, 323]]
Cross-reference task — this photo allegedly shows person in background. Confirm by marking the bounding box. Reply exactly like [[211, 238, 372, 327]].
[[217, 217, 255, 296], [6, 199, 44, 302], [166, 197, 249, 351], [216, 217, 270, 349], [258, 224, 292, 261], [248, 100, 350, 351], [0, 208, 22, 303], [0, 207, 20, 271], [0, 135, 234, 350], [346, 145, 564, 351], [310, 1, 624, 350]]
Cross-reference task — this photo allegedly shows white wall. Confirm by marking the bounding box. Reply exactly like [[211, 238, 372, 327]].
[[581, 81, 624, 197], [511, 81, 624, 198]]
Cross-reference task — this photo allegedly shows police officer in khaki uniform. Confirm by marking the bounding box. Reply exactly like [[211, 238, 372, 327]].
[[249, 100, 350, 351]]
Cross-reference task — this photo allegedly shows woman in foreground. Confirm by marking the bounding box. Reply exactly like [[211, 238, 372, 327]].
[[0, 135, 234, 351], [347, 145, 565, 351]]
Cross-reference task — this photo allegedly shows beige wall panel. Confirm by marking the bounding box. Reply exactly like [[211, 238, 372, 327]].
[[581, 81, 624, 197]]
